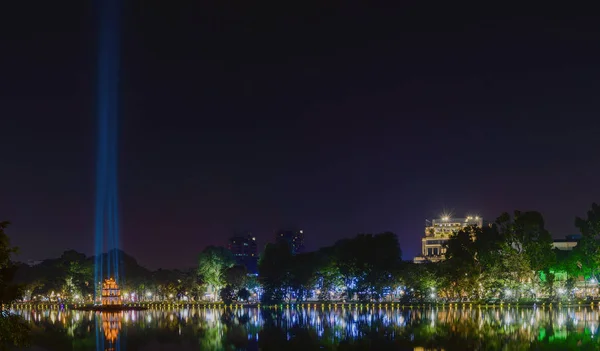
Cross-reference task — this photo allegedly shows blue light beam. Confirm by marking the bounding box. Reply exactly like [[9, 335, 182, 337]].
[[94, 0, 122, 296]]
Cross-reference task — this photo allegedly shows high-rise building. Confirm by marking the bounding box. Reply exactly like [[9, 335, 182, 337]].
[[276, 229, 305, 255], [228, 234, 258, 274], [414, 215, 483, 263]]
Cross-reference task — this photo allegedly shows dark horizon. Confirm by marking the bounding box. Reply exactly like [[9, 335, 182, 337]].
[[3, 3, 600, 269]]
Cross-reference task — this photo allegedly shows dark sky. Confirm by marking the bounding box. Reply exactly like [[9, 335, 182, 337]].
[[2, 3, 600, 269]]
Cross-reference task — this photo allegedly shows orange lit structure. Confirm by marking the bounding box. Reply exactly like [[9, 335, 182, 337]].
[[101, 278, 122, 306], [101, 312, 122, 350]]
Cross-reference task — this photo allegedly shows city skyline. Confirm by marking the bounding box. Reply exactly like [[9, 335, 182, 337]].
[[9, 210, 588, 270], [3, 4, 600, 269]]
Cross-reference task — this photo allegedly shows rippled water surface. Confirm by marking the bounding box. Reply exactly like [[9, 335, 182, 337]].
[[12, 305, 600, 350]]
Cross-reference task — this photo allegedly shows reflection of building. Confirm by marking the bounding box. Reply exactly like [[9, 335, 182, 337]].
[[101, 312, 122, 350], [414, 215, 483, 263], [101, 278, 122, 306], [553, 234, 580, 251], [228, 234, 259, 274], [276, 229, 304, 255]]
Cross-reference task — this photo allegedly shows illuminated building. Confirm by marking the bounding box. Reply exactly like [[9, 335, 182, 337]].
[[228, 234, 258, 274], [276, 229, 305, 255], [553, 234, 580, 251], [101, 277, 122, 306], [413, 215, 483, 263]]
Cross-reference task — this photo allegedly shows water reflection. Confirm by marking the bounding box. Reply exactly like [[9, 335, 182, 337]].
[[99, 312, 122, 351], [12, 305, 600, 350]]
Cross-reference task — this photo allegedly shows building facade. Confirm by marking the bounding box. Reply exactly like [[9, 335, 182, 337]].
[[414, 215, 483, 263], [101, 277, 122, 306], [276, 229, 305, 255], [228, 234, 259, 274], [552, 234, 580, 251]]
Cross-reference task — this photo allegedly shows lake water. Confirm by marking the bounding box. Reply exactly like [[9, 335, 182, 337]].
[[11, 304, 600, 350]]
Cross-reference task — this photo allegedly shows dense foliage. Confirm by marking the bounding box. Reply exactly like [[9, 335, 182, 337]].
[[404, 205, 600, 303], [254, 205, 600, 304], [198, 246, 236, 301], [9, 203, 600, 307], [0, 221, 29, 350], [15, 249, 202, 303], [258, 232, 402, 304]]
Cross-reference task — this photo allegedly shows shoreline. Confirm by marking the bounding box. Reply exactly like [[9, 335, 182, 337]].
[[9, 300, 600, 310]]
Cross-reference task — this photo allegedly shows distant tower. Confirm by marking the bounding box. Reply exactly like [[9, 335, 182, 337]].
[[276, 229, 305, 255], [228, 233, 259, 274]]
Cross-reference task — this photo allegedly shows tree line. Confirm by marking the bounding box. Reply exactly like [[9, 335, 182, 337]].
[[201, 204, 600, 305], [418, 204, 600, 302], [9, 204, 600, 307]]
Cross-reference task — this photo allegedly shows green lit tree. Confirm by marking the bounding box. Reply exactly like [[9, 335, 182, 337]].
[[494, 211, 555, 298], [198, 246, 235, 301]]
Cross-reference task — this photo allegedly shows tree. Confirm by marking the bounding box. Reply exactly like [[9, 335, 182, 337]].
[[401, 262, 438, 302], [333, 238, 361, 300], [443, 226, 480, 299], [289, 252, 319, 302], [334, 232, 401, 301], [258, 241, 293, 304], [512, 211, 555, 273], [224, 265, 248, 290], [313, 248, 343, 301], [198, 246, 235, 301], [574, 203, 600, 281], [493, 211, 555, 297], [237, 288, 250, 302], [62, 253, 93, 301], [0, 221, 30, 349], [219, 285, 236, 304]]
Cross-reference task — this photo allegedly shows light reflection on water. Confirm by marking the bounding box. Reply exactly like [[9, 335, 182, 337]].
[[12, 305, 600, 350]]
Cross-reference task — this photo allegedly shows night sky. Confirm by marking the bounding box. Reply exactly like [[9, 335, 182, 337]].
[[3, 3, 600, 269]]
